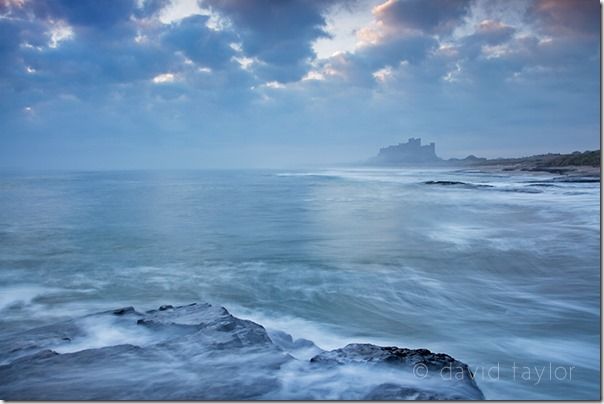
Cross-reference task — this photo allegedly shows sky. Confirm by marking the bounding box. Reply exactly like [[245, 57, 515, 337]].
[[0, 0, 600, 169]]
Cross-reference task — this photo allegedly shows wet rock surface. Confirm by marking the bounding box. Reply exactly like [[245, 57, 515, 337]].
[[0, 303, 484, 400], [311, 343, 484, 400]]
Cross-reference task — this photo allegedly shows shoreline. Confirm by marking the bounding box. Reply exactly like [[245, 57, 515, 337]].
[[454, 164, 600, 177]]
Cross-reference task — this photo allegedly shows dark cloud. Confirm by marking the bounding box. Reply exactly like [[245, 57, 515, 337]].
[[362, 34, 437, 66], [456, 21, 516, 60], [162, 15, 236, 69], [0, 0, 599, 169], [529, 0, 600, 38], [473, 20, 515, 44], [30, 0, 139, 28], [19, 25, 171, 91], [373, 0, 472, 35], [135, 0, 171, 19], [203, 0, 333, 81]]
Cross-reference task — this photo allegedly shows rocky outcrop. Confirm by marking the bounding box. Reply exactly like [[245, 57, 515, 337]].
[[311, 343, 484, 400], [0, 303, 484, 400]]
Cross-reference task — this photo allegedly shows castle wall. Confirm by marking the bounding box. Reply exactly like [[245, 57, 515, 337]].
[[373, 137, 440, 164]]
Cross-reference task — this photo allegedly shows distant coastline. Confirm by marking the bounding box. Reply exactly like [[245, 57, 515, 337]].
[[363, 138, 600, 176], [448, 150, 600, 176]]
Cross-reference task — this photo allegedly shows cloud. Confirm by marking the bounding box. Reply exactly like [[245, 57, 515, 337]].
[[0, 0, 599, 168], [373, 0, 471, 35], [203, 0, 334, 81], [161, 14, 236, 69], [529, 0, 600, 38], [30, 0, 140, 29], [152, 72, 177, 83]]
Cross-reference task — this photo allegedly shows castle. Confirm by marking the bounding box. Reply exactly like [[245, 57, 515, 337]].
[[370, 137, 440, 165]]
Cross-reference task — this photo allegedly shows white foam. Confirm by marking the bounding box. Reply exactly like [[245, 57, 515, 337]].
[[0, 285, 64, 311], [53, 316, 156, 353]]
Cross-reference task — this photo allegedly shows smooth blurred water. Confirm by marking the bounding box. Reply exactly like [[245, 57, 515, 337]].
[[0, 168, 599, 399]]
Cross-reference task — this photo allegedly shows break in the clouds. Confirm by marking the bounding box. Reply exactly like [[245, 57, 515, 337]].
[[0, 0, 600, 169]]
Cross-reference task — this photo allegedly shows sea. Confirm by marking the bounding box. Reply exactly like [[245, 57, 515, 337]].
[[0, 167, 599, 399]]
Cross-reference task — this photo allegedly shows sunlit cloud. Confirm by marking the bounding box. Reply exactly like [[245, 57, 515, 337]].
[[312, 1, 381, 59], [152, 73, 177, 83], [158, 0, 204, 24], [302, 71, 325, 81], [372, 65, 393, 83]]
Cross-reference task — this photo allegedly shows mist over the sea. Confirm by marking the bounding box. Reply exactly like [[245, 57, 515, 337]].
[[0, 168, 598, 399]]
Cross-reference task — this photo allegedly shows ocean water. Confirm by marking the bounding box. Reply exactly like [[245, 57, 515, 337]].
[[0, 168, 599, 399]]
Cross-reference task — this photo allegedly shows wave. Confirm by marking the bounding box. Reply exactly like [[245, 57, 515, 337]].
[[0, 285, 64, 312]]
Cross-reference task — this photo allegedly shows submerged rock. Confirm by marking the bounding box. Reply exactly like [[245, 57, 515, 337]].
[[0, 303, 484, 400], [424, 180, 469, 186], [424, 180, 493, 189]]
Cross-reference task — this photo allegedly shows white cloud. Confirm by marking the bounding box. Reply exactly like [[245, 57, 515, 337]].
[[372, 66, 393, 83], [233, 56, 254, 70], [481, 44, 510, 59], [48, 23, 74, 49], [443, 62, 463, 82], [264, 81, 285, 89], [434, 42, 459, 57], [229, 42, 243, 52], [158, 0, 204, 24], [302, 71, 325, 81], [134, 32, 148, 43], [152, 73, 176, 83], [158, 0, 227, 30]]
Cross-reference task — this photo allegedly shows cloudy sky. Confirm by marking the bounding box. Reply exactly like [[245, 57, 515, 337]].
[[0, 0, 600, 169]]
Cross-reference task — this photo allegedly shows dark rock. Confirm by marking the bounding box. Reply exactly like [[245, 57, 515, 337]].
[[424, 181, 493, 189], [311, 343, 484, 400], [0, 303, 288, 400], [0, 320, 82, 364], [498, 187, 542, 194], [552, 177, 600, 183], [311, 343, 463, 371], [424, 180, 468, 186], [0, 304, 485, 400], [267, 329, 323, 360], [112, 306, 136, 316], [365, 383, 452, 400]]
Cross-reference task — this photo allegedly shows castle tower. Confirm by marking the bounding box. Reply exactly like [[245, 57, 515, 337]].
[[408, 137, 421, 147]]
